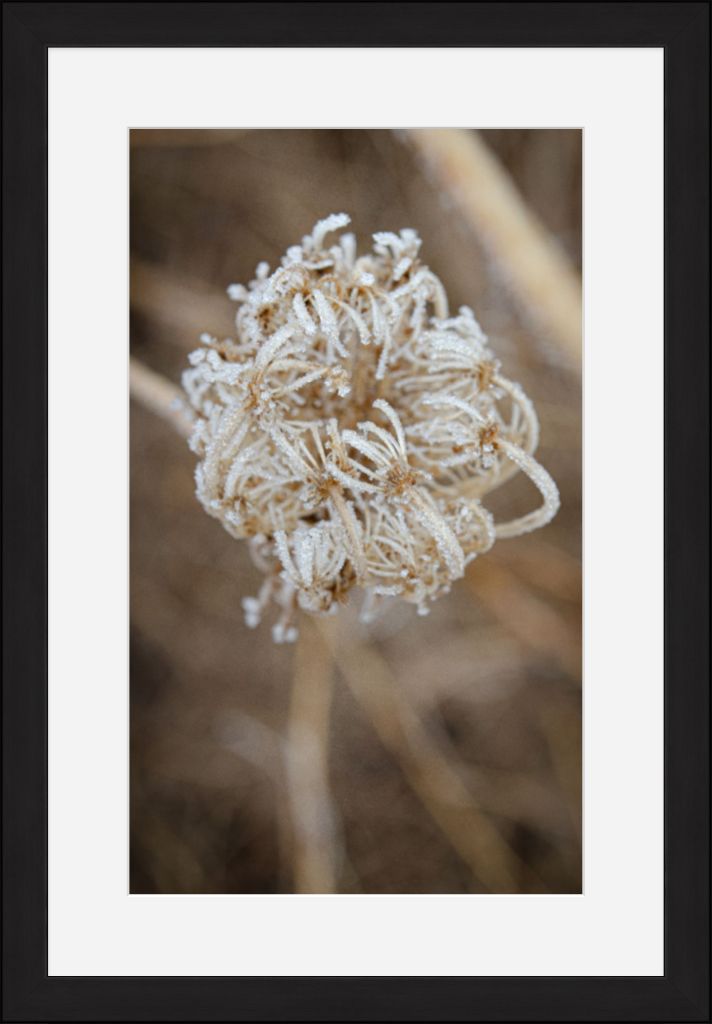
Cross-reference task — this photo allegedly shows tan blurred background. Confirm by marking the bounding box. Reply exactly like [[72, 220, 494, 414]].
[[130, 129, 582, 894]]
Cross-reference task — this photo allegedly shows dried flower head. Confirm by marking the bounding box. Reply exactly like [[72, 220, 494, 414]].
[[183, 214, 559, 641]]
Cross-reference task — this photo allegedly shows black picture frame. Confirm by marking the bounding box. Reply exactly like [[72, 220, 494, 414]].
[[2, 3, 709, 1020]]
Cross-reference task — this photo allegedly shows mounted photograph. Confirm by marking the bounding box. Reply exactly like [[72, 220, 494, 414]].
[[129, 128, 582, 895]]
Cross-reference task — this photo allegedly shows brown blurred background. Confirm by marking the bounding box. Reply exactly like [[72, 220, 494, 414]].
[[130, 129, 582, 894]]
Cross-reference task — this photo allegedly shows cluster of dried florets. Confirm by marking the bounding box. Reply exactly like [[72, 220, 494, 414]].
[[182, 214, 559, 641]]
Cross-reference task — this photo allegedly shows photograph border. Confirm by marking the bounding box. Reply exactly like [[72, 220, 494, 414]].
[[3, 3, 709, 1020]]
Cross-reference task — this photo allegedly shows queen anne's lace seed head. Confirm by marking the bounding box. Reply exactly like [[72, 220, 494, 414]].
[[183, 214, 560, 641]]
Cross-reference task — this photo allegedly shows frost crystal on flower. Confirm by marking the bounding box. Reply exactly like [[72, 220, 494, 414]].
[[183, 214, 560, 641]]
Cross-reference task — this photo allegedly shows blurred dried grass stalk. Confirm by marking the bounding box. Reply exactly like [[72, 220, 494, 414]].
[[130, 129, 581, 894], [404, 129, 582, 366]]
